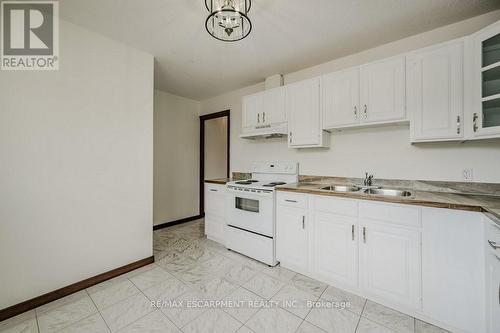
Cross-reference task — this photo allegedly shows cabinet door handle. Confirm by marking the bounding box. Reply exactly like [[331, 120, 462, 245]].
[[473, 113, 478, 132], [363, 105, 367, 119], [285, 199, 297, 203], [263, 112, 266, 123], [488, 240, 500, 250], [302, 216, 305, 229], [351, 225, 355, 241], [354, 106, 358, 120], [257, 113, 260, 124], [456, 115, 461, 134], [363, 227, 366, 243], [289, 132, 292, 143]]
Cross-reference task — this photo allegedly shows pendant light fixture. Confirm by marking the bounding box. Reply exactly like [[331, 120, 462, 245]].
[[205, 0, 252, 42]]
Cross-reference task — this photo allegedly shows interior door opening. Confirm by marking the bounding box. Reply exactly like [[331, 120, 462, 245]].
[[200, 110, 230, 216]]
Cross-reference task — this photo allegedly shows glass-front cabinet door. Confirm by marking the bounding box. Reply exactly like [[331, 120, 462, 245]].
[[472, 21, 500, 138]]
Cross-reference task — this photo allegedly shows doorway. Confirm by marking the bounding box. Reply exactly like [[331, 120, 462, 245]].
[[199, 110, 230, 216]]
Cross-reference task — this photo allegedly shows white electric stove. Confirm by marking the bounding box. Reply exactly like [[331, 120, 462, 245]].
[[225, 161, 299, 266]]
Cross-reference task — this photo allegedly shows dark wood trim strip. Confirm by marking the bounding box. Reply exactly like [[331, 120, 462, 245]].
[[199, 110, 230, 216], [0, 256, 154, 322], [153, 214, 203, 230]]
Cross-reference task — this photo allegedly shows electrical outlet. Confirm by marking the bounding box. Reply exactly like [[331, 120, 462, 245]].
[[462, 168, 474, 181]]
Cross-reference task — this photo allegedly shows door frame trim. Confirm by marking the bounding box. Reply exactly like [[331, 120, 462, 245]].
[[199, 110, 230, 216]]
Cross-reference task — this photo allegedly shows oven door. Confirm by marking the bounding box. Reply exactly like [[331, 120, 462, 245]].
[[226, 187, 274, 237]]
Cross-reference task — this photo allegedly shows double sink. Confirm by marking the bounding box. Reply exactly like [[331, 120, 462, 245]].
[[320, 185, 413, 198]]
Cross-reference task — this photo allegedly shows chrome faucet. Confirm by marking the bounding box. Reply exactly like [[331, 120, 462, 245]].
[[364, 172, 374, 186]]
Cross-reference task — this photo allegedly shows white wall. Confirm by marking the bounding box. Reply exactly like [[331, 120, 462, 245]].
[[204, 117, 228, 180], [0, 19, 154, 309], [154, 90, 200, 226], [200, 10, 500, 183]]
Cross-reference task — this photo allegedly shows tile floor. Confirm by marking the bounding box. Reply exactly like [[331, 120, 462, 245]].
[[0, 219, 450, 333]]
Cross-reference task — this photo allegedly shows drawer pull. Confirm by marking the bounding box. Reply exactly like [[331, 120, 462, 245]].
[[210, 189, 218, 192], [285, 199, 297, 203], [488, 240, 500, 250]]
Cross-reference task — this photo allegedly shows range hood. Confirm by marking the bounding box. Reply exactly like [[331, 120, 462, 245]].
[[239, 124, 287, 139]]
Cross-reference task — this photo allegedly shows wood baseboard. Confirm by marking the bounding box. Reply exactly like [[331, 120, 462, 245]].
[[153, 214, 202, 230], [0, 256, 154, 322]]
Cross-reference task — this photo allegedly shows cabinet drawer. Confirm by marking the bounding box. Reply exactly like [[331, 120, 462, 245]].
[[277, 192, 308, 209], [359, 201, 421, 228], [313, 196, 358, 217]]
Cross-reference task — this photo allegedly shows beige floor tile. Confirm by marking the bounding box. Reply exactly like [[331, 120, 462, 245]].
[[290, 274, 327, 298], [37, 292, 97, 333], [0, 310, 38, 333], [243, 273, 284, 299], [87, 279, 140, 310], [415, 319, 450, 333], [296, 320, 328, 333], [100, 293, 154, 332], [129, 266, 173, 291], [222, 287, 265, 324], [246, 307, 302, 333], [271, 284, 319, 319], [58, 313, 109, 333], [118, 311, 179, 333], [181, 309, 241, 333], [305, 306, 360, 333], [362, 301, 414, 333], [321, 286, 366, 315], [356, 317, 395, 333]]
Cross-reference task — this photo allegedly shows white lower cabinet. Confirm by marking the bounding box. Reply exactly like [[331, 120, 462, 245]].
[[276, 192, 488, 333], [313, 211, 358, 289], [276, 204, 309, 274], [359, 219, 421, 310], [204, 183, 226, 243], [421, 207, 486, 333]]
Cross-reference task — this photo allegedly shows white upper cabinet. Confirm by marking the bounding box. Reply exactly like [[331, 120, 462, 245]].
[[322, 68, 360, 129], [242, 93, 261, 130], [263, 86, 286, 125], [407, 40, 464, 142], [286, 78, 329, 148], [360, 56, 407, 124], [469, 20, 500, 139], [241, 87, 286, 137]]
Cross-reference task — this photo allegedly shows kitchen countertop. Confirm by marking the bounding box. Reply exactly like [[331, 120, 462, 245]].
[[277, 182, 500, 221], [204, 178, 232, 185], [204, 177, 500, 222]]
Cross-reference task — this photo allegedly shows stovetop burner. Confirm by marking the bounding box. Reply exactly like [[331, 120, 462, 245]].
[[263, 182, 287, 187], [235, 179, 259, 185]]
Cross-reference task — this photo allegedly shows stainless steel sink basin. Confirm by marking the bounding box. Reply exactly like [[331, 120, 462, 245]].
[[364, 188, 412, 197], [320, 185, 361, 192]]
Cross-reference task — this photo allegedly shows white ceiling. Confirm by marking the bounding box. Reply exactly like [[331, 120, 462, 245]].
[[60, 0, 500, 100]]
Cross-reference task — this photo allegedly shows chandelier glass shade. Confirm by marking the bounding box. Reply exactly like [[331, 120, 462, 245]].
[[205, 0, 252, 42]]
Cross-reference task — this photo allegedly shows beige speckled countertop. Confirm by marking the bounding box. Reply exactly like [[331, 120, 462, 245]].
[[277, 182, 500, 221], [204, 178, 232, 185], [204, 177, 500, 223]]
